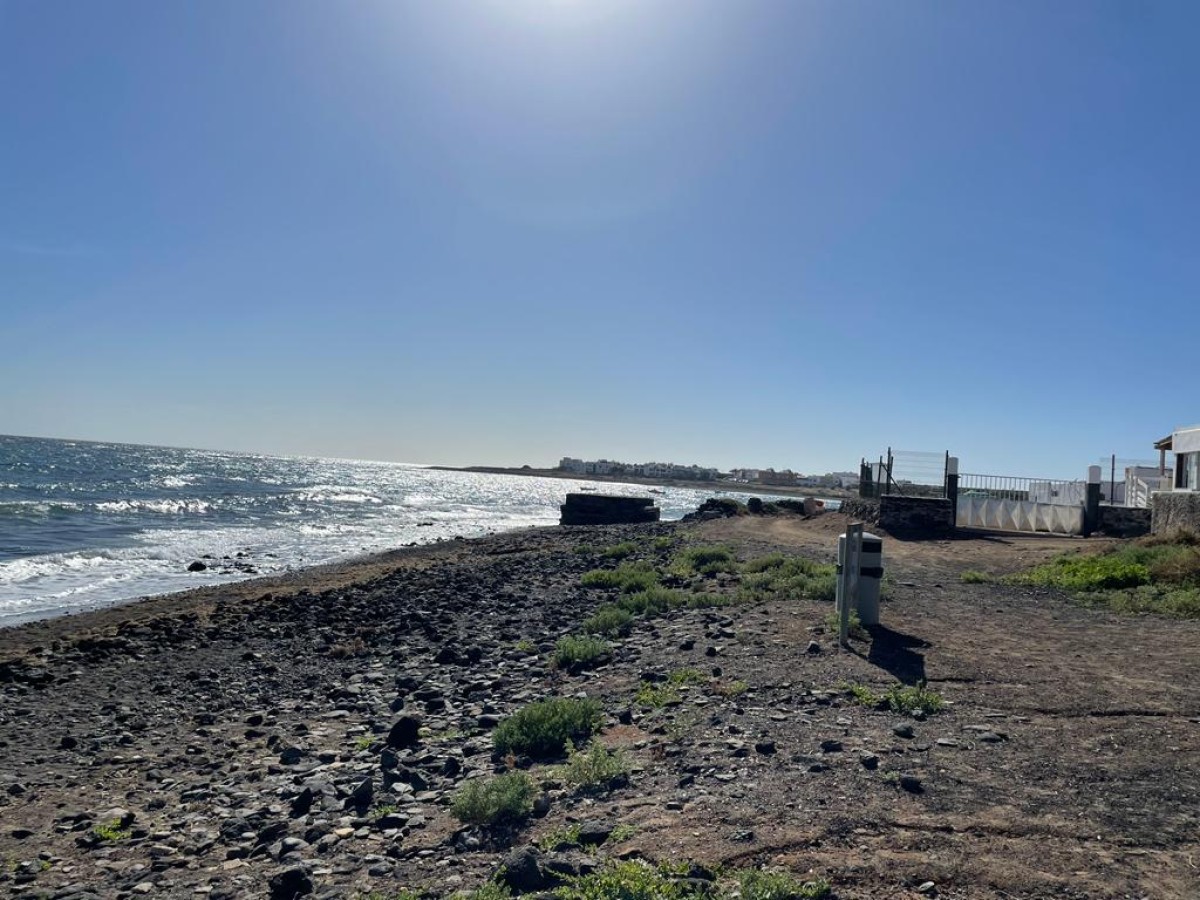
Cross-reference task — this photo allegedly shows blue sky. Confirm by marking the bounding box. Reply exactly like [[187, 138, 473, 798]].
[[2, 1, 1196, 478]]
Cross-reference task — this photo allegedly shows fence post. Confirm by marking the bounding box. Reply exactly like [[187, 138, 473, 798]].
[[946, 456, 960, 527], [1084, 466, 1102, 537], [859, 459, 873, 498]]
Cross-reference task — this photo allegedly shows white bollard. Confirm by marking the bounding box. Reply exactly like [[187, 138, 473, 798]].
[[838, 530, 884, 626]]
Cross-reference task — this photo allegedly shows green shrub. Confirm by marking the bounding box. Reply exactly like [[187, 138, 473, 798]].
[[538, 823, 582, 851], [559, 740, 630, 790], [553, 635, 611, 669], [652, 536, 676, 550], [671, 545, 737, 577], [552, 860, 692, 900], [635, 681, 680, 709], [617, 585, 683, 616], [960, 570, 992, 583], [736, 869, 832, 900], [450, 772, 536, 825], [602, 541, 638, 560], [581, 562, 659, 593], [493, 697, 603, 758], [583, 605, 635, 637], [842, 681, 881, 707], [1008, 554, 1150, 592], [91, 820, 130, 842], [668, 668, 705, 685]]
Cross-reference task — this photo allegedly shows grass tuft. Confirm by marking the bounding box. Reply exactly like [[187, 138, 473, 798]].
[[553, 635, 611, 670], [583, 605, 635, 637], [492, 697, 603, 759], [559, 740, 631, 790], [736, 869, 832, 900], [449, 772, 536, 826], [581, 562, 660, 593]]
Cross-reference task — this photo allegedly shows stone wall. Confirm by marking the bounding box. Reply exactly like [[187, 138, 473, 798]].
[[837, 497, 881, 525], [1151, 492, 1200, 535], [878, 495, 955, 537], [1097, 505, 1152, 538]]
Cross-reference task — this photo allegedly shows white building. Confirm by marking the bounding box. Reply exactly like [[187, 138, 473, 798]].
[[1155, 425, 1200, 492]]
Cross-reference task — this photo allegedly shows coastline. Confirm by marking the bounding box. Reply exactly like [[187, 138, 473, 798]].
[[427, 464, 854, 500], [1, 514, 1196, 899]]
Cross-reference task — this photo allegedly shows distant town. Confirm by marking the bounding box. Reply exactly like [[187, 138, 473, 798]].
[[558, 456, 859, 489]]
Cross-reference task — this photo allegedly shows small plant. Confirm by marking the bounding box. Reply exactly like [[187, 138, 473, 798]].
[[514, 638, 537, 653], [492, 697, 604, 758], [574, 544, 596, 556], [453, 884, 513, 900], [617, 586, 683, 616], [718, 679, 749, 697], [553, 860, 692, 899], [450, 772, 536, 826], [357, 891, 423, 900], [606, 823, 639, 843], [553, 635, 611, 670], [841, 681, 881, 707], [354, 734, 374, 751], [668, 668, 705, 685], [371, 802, 398, 818], [91, 819, 130, 842], [652, 536, 676, 550], [960, 569, 992, 584], [737, 868, 832, 900], [635, 681, 680, 709], [671, 545, 737, 577], [1007, 554, 1149, 592], [583, 605, 634, 637], [581, 562, 659, 593], [824, 608, 868, 641], [882, 682, 944, 715], [538, 823, 583, 851], [602, 541, 638, 560], [559, 740, 630, 790]]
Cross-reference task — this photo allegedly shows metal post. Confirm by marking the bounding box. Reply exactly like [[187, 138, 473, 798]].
[[1110, 454, 1116, 506], [841, 524, 863, 648]]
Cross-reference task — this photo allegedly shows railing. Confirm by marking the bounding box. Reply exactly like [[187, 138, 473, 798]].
[[958, 473, 1085, 506], [871, 449, 949, 498]]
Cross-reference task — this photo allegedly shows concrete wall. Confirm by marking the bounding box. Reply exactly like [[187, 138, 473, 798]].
[[878, 495, 954, 537], [1097, 505, 1152, 538], [1151, 492, 1200, 535]]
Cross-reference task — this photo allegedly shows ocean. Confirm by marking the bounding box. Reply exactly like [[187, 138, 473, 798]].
[[0, 435, 810, 627]]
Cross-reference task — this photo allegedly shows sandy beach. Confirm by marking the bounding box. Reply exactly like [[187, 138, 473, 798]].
[[1, 511, 1197, 899]]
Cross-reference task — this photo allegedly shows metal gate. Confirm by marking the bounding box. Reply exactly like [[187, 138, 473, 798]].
[[956, 474, 1085, 535]]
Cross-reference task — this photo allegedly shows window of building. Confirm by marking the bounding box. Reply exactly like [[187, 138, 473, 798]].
[[1178, 452, 1199, 490]]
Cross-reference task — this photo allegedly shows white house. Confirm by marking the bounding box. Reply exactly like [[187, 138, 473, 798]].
[[1154, 425, 1200, 492]]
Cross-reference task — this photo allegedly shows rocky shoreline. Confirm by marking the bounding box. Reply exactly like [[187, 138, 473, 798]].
[[2, 514, 1198, 900]]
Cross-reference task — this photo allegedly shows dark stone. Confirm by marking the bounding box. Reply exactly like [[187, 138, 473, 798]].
[[495, 846, 550, 892], [59, 735, 78, 750], [387, 715, 421, 749], [268, 866, 313, 899], [819, 739, 843, 753], [289, 788, 313, 818], [187, 560, 208, 572], [899, 773, 924, 793], [893, 724, 915, 739], [279, 746, 304, 765], [577, 820, 613, 846], [755, 740, 776, 755]]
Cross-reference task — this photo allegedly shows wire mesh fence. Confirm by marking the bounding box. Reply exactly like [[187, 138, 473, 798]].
[[958, 473, 1086, 505], [871, 449, 948, 497]]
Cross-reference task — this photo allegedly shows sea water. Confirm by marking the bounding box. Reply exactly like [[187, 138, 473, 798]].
[[0, 435, 811, 626]]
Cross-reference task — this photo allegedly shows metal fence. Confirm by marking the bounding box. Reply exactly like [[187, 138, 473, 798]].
[[870, 448, 949, 498], [958, 473, 1086, 506]]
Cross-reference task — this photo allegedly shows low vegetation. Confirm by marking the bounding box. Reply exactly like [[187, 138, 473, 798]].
[[492, 697, 603, 758], [737, 555, 837, 604], [581, 561, 659, 593], [449, 772, 536, 826], [558, 740, 630, 790], [583, 605, 635, 637], [549, 860, 831, 900], [737, 869, 832, 900], [843, 680, 945, 716], [960, 569, 993, 583], [601, 541, 638, 560], [1006, 531, 1200, 618], [552, 635, 611, 669], [91, 820, 131, 842], [824, 607, 868, 641], [671, 544, 738, 577]]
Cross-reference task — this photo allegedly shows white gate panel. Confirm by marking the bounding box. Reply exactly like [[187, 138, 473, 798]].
[[957, 496, 1083, 535]]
